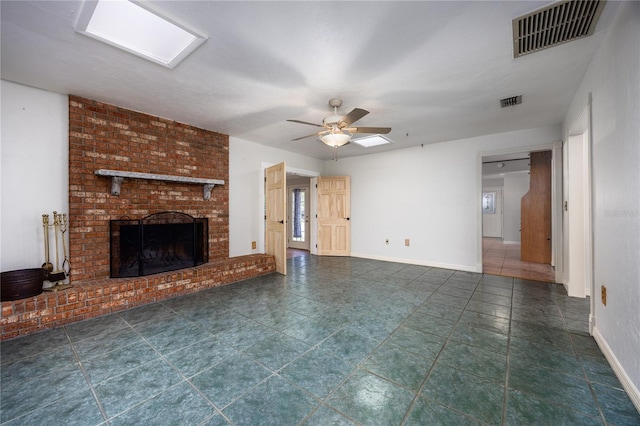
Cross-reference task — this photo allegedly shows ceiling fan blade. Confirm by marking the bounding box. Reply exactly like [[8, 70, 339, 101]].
[[287, 119, 324, 127], [339, 108, 369, 126], [291, 133, 319, 141], [347, 126, 392, 134]]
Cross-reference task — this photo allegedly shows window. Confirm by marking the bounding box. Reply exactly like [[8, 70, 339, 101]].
[[482, 192, 496, 214]]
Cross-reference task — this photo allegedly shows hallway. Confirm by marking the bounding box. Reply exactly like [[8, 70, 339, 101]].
[[482, 237, 556, 282]]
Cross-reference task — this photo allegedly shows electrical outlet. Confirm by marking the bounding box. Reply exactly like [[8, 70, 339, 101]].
[[601, 285, 607, 306], [251, 241, 256, 250], [405, 239, 410, 246], [385, 239, 389, 245]]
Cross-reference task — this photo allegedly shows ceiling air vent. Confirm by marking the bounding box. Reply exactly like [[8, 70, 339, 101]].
[[513, 0, 606, 58], [500, 95, 522, 108]]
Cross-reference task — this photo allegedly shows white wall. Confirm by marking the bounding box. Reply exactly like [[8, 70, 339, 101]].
[[1, 81, 69, 272], [228, 137, 324, 257], [502, 173, 530, 244], [563, 1, 640, 406], [482, 178, 504, 187], [325, 126, 560, 271]]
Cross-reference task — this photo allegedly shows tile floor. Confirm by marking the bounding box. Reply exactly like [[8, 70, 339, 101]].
[[483, 238, 556, 282], [2, 256, 639, 425]]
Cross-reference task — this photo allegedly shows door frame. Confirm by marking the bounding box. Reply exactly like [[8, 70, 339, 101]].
[[565, 98, 594, 323], [477, 143, 563, 280], [259, 162, 320, 254]]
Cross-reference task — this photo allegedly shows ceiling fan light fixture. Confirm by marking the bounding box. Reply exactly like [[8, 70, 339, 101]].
[[319, 131, 351, 148], [288, 98, 390, 147]]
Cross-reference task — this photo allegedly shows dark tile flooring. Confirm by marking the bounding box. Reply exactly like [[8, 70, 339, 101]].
[[1, 256, 639, 425]]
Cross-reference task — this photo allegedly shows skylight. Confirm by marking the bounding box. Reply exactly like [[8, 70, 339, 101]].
[[351, 134, 394, 148], [75, 0, 206, 69]]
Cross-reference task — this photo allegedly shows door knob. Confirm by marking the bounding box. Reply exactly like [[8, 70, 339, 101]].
[[278, 220, 284, 224]]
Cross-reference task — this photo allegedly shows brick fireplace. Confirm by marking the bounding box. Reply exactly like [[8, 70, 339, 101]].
[[0, 96, 274, 340], [68, 95, 231, 278]]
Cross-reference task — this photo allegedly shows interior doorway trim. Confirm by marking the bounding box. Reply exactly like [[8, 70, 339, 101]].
[[565, 95, 594, 325]]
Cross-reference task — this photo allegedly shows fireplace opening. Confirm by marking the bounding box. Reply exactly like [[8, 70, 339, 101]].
[[110, 212, 208, 278]]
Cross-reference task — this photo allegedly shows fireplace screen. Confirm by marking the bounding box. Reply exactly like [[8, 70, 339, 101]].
[[110, 212, 208, 278]]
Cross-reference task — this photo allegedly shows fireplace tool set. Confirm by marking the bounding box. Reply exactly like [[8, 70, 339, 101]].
[[42, 211, 72, 291]]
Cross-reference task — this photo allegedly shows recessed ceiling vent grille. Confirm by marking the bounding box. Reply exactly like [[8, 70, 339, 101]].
[[513, 0, 606, 58], [500, 95, 522, 108]]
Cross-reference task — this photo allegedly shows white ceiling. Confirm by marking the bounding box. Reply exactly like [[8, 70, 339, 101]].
[[1, 1, 616, 161]]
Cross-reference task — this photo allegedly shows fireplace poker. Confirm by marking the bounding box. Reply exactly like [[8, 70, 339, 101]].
[[53, 212, 61, 270], [41, 214, 53, 278], [61, 213, 70, 276]]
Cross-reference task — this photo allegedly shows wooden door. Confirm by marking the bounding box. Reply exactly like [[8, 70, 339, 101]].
[[521, 151, 552, 263], [265, 163, 286, 274], [317, 176, 351, 256]]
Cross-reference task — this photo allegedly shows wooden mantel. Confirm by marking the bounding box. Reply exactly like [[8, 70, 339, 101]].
[[95, 169, 225, 200]]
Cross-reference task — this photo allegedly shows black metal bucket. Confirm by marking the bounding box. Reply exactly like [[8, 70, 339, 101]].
[[1, 268, 45, 302]]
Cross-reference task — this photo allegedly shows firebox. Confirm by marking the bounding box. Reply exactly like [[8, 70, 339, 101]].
[[110, 212, 208, 278]]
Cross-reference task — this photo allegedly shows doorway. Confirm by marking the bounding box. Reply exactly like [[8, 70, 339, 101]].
[[480, 149, 560, 282]]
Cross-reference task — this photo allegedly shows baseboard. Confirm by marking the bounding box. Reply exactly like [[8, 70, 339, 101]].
[[592, 326, 640, 413], [350, 252, 480, 273], [502, 241, 521, 245]]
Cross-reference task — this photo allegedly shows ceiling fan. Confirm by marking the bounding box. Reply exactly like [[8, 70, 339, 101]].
[[287, 98, 391, 148]]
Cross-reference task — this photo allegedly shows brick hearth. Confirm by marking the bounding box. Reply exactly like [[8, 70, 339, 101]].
[[1, 256, 275, 340], [1, 96, 275, 340]]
